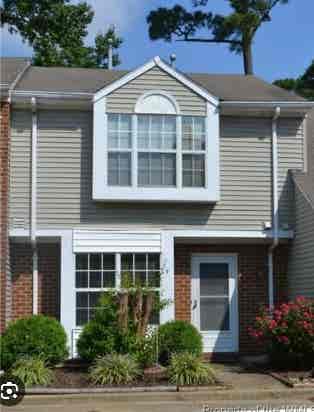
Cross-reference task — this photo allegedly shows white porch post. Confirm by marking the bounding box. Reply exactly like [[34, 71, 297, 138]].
[[60, 231, 76, 357], [160, 231, 175, 323]]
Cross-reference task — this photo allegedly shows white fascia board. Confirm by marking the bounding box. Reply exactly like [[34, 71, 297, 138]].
[[94, 56, 219, 106], [221, 101, 314, 109], [12, 90, 93, 99], [170, 229, 294, 239], [154, 57, 219, 106]]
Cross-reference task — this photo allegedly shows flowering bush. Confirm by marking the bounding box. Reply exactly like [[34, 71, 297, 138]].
[[249, 297, 314, 369]]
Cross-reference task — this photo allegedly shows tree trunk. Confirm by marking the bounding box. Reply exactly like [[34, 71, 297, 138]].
[[117, 291, 129, 332], [133, 289, 143, 335], [139, 292, 154, 336], [243, 42, 253, 75]]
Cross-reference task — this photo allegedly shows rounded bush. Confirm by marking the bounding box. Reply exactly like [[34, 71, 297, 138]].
[[157, 320, 203, 365], [1, 315, 68, 370], [249, 297, 314, 369]]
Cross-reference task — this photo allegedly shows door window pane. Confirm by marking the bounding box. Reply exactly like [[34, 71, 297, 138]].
[[200, 263, 229, 296], [200, 297, 230, 331]]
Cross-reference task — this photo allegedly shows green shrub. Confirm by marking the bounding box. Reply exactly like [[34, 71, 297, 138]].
[[10, 357, 53, 387], [77, 293, 128, 361], [249, 297, 314, 369], [1, 315, 68, 370], [77, 293, 157, 367], [89, 354, 141, 385], [168, 352, 215, 386], [157, 320, 203, 365]]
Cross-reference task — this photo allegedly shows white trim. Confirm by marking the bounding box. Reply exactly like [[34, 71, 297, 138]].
[[12, 90, 93, 99], [303, 115, 308, 173], [160, 231, 175, 323], [60, 231, 76, 356], [221, 101, 314, 109], [191, 254, 239, 353], [134, 90, 181, 115], [206, 102, 220, 196], [94, 56, 218, 106], [9, 228, 294, 240], [93, 98, 107, 198], [31, 97, 37, 242], [171, 229, 293, 239]]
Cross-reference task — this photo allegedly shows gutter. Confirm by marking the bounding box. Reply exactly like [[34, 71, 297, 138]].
[[221, 101, 314, 109], [268, 106, 281, 310], [31, 97, 38, 315]]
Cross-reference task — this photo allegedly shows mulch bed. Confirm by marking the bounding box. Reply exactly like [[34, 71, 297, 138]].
[[49, 366, 170, 388]]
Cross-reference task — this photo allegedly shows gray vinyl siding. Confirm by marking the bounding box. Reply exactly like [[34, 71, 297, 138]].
[[9, 110, 32, 230], [106, 67, 206, 116], [9, 111, 304, 232], [288, 184, 314, 298], [277, 118, 304, 228]]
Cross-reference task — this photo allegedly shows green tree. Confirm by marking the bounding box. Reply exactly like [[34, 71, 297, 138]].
[[274, 60, 314, 100], [147, 0, 289, 75], [1, 0, 122, 68]]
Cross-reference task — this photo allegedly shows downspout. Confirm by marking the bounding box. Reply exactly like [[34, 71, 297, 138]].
[[268, 106, 281, 310], [31, 97, 38, 315]]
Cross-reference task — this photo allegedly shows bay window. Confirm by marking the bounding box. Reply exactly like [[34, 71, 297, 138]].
[[93, 91, 220, 202]]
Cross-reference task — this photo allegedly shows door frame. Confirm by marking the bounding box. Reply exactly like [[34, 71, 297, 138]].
[[191, 253, 239, 353]]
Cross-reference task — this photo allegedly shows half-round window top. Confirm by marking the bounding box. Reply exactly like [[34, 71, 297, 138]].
[[135, 90, 180, 115]]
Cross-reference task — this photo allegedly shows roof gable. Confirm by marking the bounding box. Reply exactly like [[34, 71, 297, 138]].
[[93, 56, 219, 106]]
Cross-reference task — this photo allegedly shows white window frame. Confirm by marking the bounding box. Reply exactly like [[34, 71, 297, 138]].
[[93, 95, 220, 203], [74, 251, 161, 327]]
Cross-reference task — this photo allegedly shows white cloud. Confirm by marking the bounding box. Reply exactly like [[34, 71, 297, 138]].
[[80, 0, 145, 41]]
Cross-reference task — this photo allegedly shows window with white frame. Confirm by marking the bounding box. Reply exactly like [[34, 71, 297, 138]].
[[108, 114, 132, 186], [75, 252, 160, 326], [106, 113, 206, 189]]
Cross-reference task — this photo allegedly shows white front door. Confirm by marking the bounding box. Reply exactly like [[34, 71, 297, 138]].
[[191, 254, 238, 353]]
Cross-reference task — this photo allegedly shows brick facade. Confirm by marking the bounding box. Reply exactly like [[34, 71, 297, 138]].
[[10, 243, 60, 320], [0, 101, 10, 332], [175, 243, 289, 354]]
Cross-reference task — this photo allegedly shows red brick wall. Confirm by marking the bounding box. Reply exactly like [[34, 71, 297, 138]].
[[0, 101, 10, 332], [10, 243, 60, 321], [174, 243, 289, 354]]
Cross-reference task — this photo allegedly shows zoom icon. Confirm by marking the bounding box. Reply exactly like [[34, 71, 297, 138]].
[[0, 375, 25, 407]]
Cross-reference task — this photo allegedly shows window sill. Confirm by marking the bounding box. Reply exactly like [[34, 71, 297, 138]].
[[93, 187, 220, 203]]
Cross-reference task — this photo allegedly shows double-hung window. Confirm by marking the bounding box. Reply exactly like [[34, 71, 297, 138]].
[[75, 252, 161, 326], [138, 115, 176, 187], [108, 114, 132, 186], [182, 116, 206, 187]]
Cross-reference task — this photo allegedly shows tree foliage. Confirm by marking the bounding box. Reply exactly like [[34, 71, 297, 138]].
[[147, 0, 289, 75], [0, 0, 122, 68], [274, 60, 314, 100]]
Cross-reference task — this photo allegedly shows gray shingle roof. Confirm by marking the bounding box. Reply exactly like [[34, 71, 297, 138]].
[[0, 57, 31, 88], [10, 62, 305, 102]]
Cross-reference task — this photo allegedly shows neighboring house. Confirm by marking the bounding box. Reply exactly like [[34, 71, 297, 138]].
[[1, 55, 314, 357], [288, 108, 314, 297], [0, 58, 31, 332]]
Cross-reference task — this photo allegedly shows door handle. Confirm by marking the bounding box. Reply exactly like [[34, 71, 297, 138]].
[[192, 299, 198, 310]]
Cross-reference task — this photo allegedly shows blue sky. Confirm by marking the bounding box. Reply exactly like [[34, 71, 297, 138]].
[[1, 0, 313, 82]]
